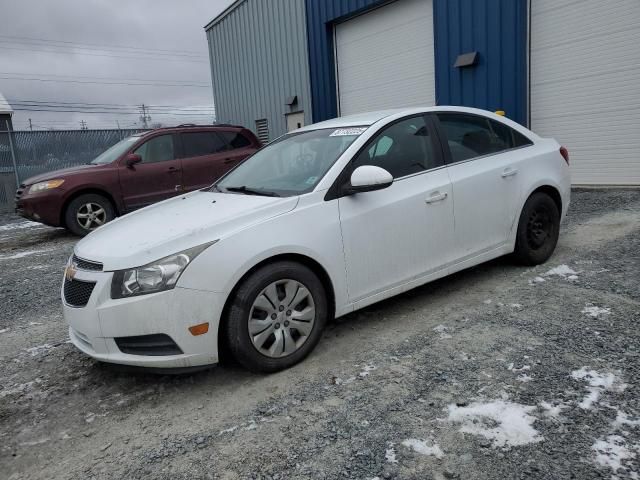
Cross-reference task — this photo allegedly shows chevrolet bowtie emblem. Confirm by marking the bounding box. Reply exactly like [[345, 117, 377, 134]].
[[65, 265, 77, 281]]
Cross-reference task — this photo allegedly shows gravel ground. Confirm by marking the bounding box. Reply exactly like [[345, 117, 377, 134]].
[[1, 189, 639, 480]]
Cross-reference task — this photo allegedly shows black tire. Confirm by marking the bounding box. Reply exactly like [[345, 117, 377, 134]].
[[513, 192, 560, 266], [225, 261, 328, 373], [64, 193, 115, 236]]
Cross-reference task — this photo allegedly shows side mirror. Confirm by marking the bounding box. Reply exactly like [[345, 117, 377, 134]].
[[125, 153, 142, 168], [346, 165, 393, 194]]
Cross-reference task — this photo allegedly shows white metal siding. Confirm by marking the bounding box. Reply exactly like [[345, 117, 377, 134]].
[[531, 0, 640, 185], [335, 0, 435, 117]]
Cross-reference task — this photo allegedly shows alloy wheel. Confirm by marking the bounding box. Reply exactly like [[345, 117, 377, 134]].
[[248, 279, 316, 358], [76, 202, 107, 230]]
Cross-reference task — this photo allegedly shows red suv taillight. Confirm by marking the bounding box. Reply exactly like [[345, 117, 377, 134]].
[[559, 146, 569, 165]]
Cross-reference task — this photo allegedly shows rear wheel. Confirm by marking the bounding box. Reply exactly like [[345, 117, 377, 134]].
[[225, 261, 328, 373], [513, 192, 560, 265], [64, 193, 115, 236]]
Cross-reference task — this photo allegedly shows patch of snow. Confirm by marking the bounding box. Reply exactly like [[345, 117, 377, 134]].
[[19, 438, 49, 447], [0, 248, 55, 261], [507, 364, 531, 373], [0, 220, 43, 231], [539, 401, 567, 419], [446, 400, 543, 448], [333, 376, 356, 385], [219, 425, 239, 435], [529, 276, 546, 285], [582, 306, 611, 318], [359, 365, 377, 377], [433, 324, 452, 339], [567, 275, 579, 281], [26, 343, 54, 356], [385, 444, 398, 464], [28, 321, 43, 326], [545, 265, 578, 277], [401, 439, 444, 459], [592, 435, 637, 472], [483, 299, 492, 305], [614, 410, 640, 427], [0, 328, 8, 334], [571, 368, 627, 410], [509, 303, 523, 309], [517, 374, 533, 383]]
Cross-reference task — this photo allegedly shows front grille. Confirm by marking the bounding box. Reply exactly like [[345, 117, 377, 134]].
[[63, 278, 96, 307], [115, 334, 183, 356], [72, 254, 103, 271]]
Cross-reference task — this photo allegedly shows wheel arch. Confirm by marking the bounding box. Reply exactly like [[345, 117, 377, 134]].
[[217, 252, 336, 362], [530, 184, 562, 214], [60, 188, 120, 227]]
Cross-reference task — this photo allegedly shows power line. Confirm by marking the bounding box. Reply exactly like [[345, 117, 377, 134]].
[[12, 108, 217, 116], [0, 71, 209, 83], [10, 103, 215, 113], [7, 98, 215, 109], [0, 34, 207, 57], [0, 45, 208, 63], [0, 75, 210, 88]]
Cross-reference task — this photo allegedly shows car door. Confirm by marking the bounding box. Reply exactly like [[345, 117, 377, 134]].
[[179, 131, 230, 191], [118, 133, 182, 210], [433, 112, 525, 260], [337, 115, 455, 303]]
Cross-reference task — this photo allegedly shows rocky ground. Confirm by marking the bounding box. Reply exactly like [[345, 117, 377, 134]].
[[1, 189, 639, 480]]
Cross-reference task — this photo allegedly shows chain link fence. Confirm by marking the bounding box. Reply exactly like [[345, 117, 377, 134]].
[[0, 128, 148, 211]]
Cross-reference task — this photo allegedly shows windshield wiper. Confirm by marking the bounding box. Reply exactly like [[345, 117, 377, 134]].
[[223, 186, 280, 197]]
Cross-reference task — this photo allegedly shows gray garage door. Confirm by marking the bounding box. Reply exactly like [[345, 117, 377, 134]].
[[530, 0, 640, 185], [335, 0, 436, 117]]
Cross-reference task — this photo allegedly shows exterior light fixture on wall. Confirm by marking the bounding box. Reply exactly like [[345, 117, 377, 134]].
[[454, 51, 479, 68]]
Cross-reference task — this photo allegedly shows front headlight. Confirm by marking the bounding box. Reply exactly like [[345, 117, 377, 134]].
[[110, 241, 217, 299], [29, 179, 65, 193]]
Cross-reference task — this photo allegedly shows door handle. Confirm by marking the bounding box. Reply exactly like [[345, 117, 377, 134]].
[[501, 168, 518, 178], [167, 166, 180, 173], [425, 191, 448, 204]]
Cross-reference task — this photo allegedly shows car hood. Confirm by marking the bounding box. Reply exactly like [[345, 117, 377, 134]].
[[22, 164, 106, 185], [74, 190, 299, 271]]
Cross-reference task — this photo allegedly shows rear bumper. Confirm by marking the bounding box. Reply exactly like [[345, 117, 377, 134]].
[[62, 267, 224, 368]]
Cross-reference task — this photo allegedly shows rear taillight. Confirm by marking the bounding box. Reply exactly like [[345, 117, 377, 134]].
[[559, 146, 569, 165]]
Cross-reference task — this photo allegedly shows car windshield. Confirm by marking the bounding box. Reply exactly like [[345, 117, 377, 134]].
[[214, 127, 367, 197], [91, 135, 141, 165]]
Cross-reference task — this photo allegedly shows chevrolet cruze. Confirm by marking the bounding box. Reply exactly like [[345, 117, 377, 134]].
[[62, 107, 570, 372]]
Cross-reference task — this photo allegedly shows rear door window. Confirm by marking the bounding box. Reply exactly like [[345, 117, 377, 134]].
[[181, 132, 227, 158], [436, 113, 532, 162], [219, 131, 252, 149], [134, 135, 175, 163]]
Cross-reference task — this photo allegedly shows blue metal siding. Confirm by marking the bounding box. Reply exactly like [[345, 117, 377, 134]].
[[305, 0, 528, 125], [434, 0, 528, 125]]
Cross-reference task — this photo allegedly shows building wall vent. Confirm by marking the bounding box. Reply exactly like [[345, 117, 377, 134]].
[[255, 119, 269, 144]]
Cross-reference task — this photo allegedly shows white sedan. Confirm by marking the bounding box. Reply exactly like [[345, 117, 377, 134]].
[[62, 106, 570, 372]]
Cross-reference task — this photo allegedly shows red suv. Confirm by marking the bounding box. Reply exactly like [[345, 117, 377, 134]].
[[15, 125, 261, 235]]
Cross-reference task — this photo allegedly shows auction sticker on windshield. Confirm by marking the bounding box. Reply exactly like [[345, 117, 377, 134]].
[[329, 127, 367, 137]]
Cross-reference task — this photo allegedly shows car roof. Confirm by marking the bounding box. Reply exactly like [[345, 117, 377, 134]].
[[295, 105, 521, 132]]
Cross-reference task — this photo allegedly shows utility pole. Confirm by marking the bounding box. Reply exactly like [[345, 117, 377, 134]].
[[28, 118, 33, 131], [139, 104, 151, 129], [80, 120, 88, 130]]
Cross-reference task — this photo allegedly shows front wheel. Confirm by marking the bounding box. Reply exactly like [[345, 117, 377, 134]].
[[64, 193, 115, 236], [225, 261, 328, 373], [513, 192, 560, 265]]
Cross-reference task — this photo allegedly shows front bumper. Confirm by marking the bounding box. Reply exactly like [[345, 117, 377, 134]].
[[16, 189, 64, 227], [62, 267, 224, 368]]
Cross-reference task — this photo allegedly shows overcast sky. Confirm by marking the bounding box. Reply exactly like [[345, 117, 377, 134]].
[[0, 0, 234, 130]]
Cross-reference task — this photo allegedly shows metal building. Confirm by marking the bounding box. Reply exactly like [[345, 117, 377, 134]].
[[205, 0, 640, 185]]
